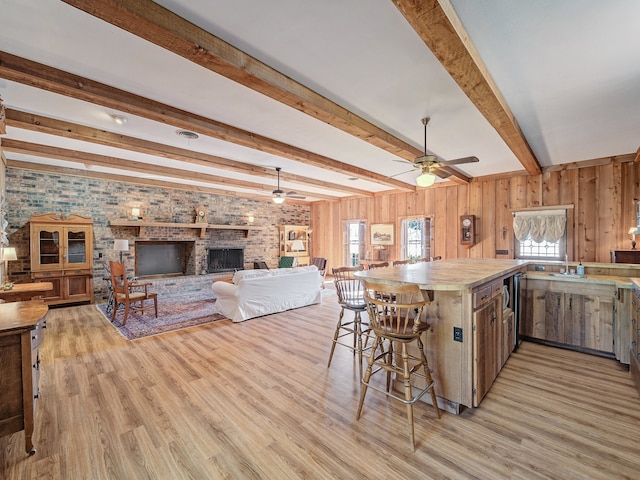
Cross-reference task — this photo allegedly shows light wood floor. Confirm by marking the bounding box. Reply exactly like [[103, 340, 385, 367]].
[[2, 294, 640, 479]]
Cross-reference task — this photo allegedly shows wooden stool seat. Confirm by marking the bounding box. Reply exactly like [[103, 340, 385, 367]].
[[327, 265, 372, 378], [357, 280, 441, 451]]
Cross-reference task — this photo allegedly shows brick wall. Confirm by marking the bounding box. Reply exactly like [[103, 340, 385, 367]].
[[4, 168, 309, 302]]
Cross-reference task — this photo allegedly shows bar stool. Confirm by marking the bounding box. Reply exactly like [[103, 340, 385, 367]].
[[357, 279, 440, 451], [368, 261, 389, 269], [327, 265, 371, 378], [392, 259, 413, 266]]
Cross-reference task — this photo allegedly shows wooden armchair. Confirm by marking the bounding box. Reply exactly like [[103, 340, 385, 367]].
[[311, 257, 328, 288], [278, 256, 296, 268], [109, 261, 158, 325]]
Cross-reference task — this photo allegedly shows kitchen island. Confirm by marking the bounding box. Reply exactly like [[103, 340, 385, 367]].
[[356, 258, 528, 414]]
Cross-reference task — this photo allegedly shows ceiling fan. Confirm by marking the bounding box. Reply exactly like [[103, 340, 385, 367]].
[[272, 167, 306, 204], [393, 117, 479, 187]]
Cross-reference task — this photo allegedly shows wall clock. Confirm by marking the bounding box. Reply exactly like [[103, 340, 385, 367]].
[[460, 214, 475, 247], [195, 205, 208, 223]]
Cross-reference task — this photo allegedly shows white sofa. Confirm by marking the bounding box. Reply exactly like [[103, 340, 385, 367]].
[[211, 266, 322, 322]]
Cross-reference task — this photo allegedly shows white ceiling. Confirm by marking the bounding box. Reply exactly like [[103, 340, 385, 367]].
[[1, 0, 638, 202]]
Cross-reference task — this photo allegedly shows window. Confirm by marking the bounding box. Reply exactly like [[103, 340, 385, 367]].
[[400, 217, 432, 260], [343, 221, 366, 266], [513, 209, 567, 260], [516, 238, 564, 259]]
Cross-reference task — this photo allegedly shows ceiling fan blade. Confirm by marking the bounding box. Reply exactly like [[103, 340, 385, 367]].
[[431, 167, 452, 179], [387, 168, 416, 179], [286, 192, 305, 199], [438, 156, 479, 166], [286, 191, 306, 199]]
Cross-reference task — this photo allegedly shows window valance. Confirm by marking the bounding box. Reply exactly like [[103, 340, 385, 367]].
[[513, 209, 566, 243]]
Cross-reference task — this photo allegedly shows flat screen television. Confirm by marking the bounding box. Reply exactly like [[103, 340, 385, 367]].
[[208, 248, 244, 273]]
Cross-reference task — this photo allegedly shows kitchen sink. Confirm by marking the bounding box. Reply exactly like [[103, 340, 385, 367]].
[[548, 272, 586, 278]]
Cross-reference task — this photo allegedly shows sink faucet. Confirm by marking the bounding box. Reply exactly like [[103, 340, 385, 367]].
[[565, 254, 569, 274]]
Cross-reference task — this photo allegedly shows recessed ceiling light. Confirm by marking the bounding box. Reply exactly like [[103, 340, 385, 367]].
[[110, 114, 127, 125], [176, 130, 199, 140]]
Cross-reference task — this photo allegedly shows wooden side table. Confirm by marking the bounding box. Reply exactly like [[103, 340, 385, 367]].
[[611, 249, 640, 264], [0, 282, 53, 303]]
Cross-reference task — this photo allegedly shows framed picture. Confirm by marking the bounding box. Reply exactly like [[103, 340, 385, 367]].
[[371, 223, 394, 245], [288, 230, 297, 241]]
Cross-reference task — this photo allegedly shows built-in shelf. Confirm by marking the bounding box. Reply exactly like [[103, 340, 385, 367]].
[[109, 221, 265, 238]]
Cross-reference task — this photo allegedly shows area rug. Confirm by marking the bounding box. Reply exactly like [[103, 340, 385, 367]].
[[96, 293, 227, 340]]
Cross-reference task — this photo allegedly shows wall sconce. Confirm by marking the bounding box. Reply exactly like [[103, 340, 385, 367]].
[[248, 216, 254, 224], [131, 207, 141, 221]]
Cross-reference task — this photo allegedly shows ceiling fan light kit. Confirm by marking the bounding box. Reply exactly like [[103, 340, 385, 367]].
[[416, 171, 436, 187], [272, 192, 285, 204]]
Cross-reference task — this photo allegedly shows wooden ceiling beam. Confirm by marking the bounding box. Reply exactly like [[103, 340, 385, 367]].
[[0, 51, 407, 192], [6, 159, 310, 201], [392, 0, 542, 176], [59, 0, 442, 182], [4, 110, 366, 198], [1, 139, 338, 201]]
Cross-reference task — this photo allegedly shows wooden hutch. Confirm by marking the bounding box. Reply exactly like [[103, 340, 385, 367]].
[[29, 213, 94, 305]]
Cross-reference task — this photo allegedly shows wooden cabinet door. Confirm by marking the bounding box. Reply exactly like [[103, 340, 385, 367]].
[[31, 225, 64, 271], [473, 296, 502, 406], [63, 225, 92, 269], [527, 282, 614, 354], [543, 291, 565, 343], [633, 290, 640, 358], [582, 294, 614, 353], [32, 274, 63, 302], [562, 293, 585, 347], [501, 310, 515, 368], [64, 274, 93, 302]]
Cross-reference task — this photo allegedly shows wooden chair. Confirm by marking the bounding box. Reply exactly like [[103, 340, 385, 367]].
[[109, 261, 158, 325], [358, 280, 440, 451], [393, 259, 413, 266], [367, 261, 388, 269], [311, 257, 328, 287], [328, 265, 372, 378], [278, 256, 296, 268]]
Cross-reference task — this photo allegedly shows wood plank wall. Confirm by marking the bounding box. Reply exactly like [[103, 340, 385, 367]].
[[310, 160, 640, 270]]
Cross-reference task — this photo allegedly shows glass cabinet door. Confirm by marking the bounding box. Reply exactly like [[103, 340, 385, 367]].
[[37, 228, 62, 267], [65, 228, 88, 265]]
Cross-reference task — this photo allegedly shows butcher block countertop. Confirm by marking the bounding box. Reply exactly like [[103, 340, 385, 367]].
[[525, 271, 633, 289], [355, 258, 528, 290], [356, 258, 638, 291]]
